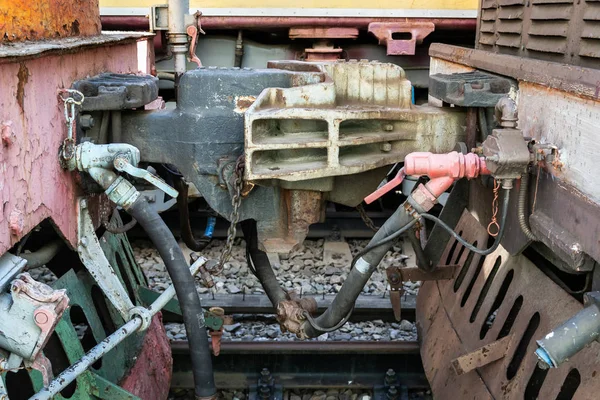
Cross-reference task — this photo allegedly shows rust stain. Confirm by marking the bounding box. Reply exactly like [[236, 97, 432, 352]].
[[16, 63, 29, 112], [1, 0, 100, 42], [234, 95, 256, 113]]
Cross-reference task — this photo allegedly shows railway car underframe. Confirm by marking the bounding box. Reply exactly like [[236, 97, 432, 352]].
[[2, 0, 600, 399]]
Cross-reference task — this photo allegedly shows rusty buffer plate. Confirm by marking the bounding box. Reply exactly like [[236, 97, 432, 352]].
[[0, 0, 101, 42], [417, 210, 599, 399]]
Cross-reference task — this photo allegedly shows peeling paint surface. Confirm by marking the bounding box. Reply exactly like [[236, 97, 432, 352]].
[[120, 314, 172, 400], [0, 0, 101, 42], [0, 40, 142, 254]]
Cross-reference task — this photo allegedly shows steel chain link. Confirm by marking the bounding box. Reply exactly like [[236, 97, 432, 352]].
[[356, 204, 380, 232], [58, 89, 85, 162], [215, 156, 245, 273]]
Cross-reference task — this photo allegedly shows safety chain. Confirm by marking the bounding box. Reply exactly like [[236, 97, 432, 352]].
[[57, 89, 85, 162], [215, 155, 245, 273], [356, 204, 380, 232], [487, 179, 500, 237]]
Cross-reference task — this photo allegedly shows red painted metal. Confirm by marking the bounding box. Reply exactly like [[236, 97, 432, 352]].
[[0, 41, 144, 254], [289, 27, 359, 39], [368, 22, 435, 55], [101, 16, 476, 31], [364, 167, 406, 204], [404, 151, 489, 179], [365, 151, 489, 204], [120, 314, 172, 400]]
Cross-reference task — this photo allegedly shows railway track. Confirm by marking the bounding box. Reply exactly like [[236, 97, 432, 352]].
[[171, 340, 427, 399], [156, 288, 426, 398], [140, 290, 417, 323]]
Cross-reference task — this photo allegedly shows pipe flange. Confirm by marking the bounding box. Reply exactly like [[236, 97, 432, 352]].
[[129, 306, 153, 331]]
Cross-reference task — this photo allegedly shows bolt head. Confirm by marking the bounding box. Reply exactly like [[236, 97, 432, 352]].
[[381, 142, 392, 152], [80, 237, 88, 247], [383, 124, 394, 132], [386, 369, 396, 377], [34, 311, 49, 325]]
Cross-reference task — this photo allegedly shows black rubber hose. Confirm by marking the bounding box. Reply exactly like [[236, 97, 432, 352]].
[[241, 220, 288, 306], [175, 178, 212, 252], [20, 239, 64, 268], [127, 196, 216, 399], [419, 187, 511, 256], [303, 203, 415, 338], [518, 173, 537, 241]]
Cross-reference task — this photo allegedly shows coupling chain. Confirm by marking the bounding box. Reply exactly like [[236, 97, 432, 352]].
[[487, 178, 500, 237], [356, 204, 379, 232], [216, 155, 245, 273], [57, 89, 85, 162]]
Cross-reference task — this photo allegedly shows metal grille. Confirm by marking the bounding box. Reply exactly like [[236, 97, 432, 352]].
[[476, 0, 600, 68]]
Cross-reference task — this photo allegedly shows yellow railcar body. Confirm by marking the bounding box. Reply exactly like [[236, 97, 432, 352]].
[[100, 0, 477, 17]]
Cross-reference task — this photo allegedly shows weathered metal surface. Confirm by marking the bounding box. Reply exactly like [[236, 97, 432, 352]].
[[429, 44, 600, 101], [0, 38, 145, 255], [246, 60, 466, 182], [77, 199, 136, 319], [0, 273, 68, 360], [289, 27, 359, 39], [0, 0, 100, 42], [102, 16, 476, 31], [368, 22, 435, 56], [261, 189, 323, 254], [418, 210, 600, 399], [475, 0, 600, 69], [112, 316, 171, 399], [72, 73, 158, 111], [429, 71, 515, 107], [430, 55, 600, 266], [451, 334, 513, 375]]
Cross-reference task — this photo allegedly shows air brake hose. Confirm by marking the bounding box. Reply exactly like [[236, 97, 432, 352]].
[[127, 196, 216, 400], [302, 203, 415, 338], [241, 220, 288, 306]]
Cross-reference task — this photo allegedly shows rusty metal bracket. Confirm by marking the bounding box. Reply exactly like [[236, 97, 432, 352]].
[[386, 264, 458, 321], [368, 22, 435, 56], [451, 334, 514, 375], [186, 25, 203, 68]]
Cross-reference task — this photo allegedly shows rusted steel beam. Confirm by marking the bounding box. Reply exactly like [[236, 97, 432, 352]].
[[101, 16, 476, 31], [1, 0, 101, 42], [451, 334, 513, 375]]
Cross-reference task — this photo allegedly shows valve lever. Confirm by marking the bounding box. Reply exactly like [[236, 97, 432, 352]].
[[365, 167, 405, 204], [114, 156, 179, 198]]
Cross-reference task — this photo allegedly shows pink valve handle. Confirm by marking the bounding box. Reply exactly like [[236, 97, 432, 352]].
[[364, 152, 490, 204], [365, 168, 405, 204]]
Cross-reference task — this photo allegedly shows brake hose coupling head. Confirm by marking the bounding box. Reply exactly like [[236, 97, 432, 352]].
[[365, 151, 490, 208]]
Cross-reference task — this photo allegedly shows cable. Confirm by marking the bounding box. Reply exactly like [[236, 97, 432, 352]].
[[303, 306, 354, 333], [350, 218, 418, 270], [420, 187, 511, 256]]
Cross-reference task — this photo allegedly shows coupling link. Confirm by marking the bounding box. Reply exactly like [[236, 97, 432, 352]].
[[129, 306, 153, 331]]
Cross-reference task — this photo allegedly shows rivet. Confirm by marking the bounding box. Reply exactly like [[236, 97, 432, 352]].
[[35, 312, 49, 325]]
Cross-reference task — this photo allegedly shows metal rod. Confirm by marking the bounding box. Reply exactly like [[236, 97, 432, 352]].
[[100, 16, 476, 31], [29, 256, 206, 400], [168, 0, 190, 75]]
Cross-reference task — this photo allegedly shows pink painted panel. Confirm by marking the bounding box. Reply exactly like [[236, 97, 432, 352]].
[[0, 40, 145, 254], [120, 314, 172, 400]]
